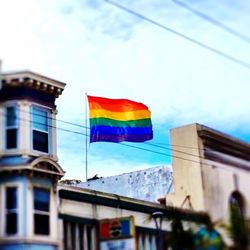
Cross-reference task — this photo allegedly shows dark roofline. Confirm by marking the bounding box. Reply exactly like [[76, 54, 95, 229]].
[[1, 71, 66, 98], [58, 186, 210, 224], [198, 124, 250, 161], [2, 70, 66, 89]]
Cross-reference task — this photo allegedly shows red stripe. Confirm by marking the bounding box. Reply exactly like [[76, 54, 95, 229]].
[[88, 95, 149, 112]]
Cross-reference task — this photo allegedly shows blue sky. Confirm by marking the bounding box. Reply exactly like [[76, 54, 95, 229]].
[[1, 0, 250, 180]]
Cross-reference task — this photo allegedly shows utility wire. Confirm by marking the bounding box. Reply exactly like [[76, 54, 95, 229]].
[[6, 112, 170, 157], [16, 107, 207, 152], [1, 111, 225, 164], [104, 0, 250, 70], [10, 108, 238, 162], [150, 142, 207, 151], [172, 0, 250, 44], [145, 142, 204, 159], [14, 108, 205, 159], [3, 111, 242, 173], [14, 107, 250, 167]]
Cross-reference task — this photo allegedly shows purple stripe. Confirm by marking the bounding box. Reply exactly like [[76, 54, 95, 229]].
[[90, 133, 153, 143]]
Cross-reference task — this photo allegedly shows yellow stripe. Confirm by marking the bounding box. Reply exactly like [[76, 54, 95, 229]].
[[89, 109, 151, 121]]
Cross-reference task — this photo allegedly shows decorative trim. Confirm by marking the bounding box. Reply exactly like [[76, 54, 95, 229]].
[[2, 71, 65, 95], [31, 156, 65, 176], [198, 125, 250, 161], [204, 149, 250, 172], [0, 156, 64, 178]]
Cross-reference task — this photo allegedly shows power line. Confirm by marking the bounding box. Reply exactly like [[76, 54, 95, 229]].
[[39, 109, 208, 153], [145, 142, 203, 159], [150, 142, 206, 151], [6, 108, 228, 162], [104, 0, 250, 70], [16, 107, 206, 152], [172, 0, 250, 44], [3, 109, 196, 159], [0, 110, 220, 163], [13, 108, 206, 159], [5, 111, 171, 157], [2, 110, 238, 172]]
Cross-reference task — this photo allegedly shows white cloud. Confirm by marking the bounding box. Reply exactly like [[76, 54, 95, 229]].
[[1, 0, 250, 179]]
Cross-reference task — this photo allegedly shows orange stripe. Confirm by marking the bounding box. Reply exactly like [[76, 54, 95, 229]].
[[88, 95, 149, 112], [89, 109, 151, 121]]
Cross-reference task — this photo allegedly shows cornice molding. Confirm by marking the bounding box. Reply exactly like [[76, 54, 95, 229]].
[[1, 71, 66, 98]]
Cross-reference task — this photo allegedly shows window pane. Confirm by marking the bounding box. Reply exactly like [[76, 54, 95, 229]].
[[34, 214, 49, 235], [6, 129, 17, 149], [6, 187, 17, 209], [34, 188, 50, 211], [33, 130, 48, 153], [32, 108, 48, 131], [70, 222, 76, 250], [87, 225, 93, 250], [6, 107, 17, 127], [6, 213, 17, 234]]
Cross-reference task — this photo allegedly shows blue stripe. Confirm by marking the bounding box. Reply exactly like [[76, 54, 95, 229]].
[[90, 125, 153, 143], [90, 125, 152, 136]]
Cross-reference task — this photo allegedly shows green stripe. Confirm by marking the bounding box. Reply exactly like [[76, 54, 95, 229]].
[[90, 118, 152, 127]]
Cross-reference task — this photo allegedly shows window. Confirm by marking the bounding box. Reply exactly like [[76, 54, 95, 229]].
[[229, 191, 245, 216], [63, 220, 96, 250], [229, 191, 249, 248], [32, 106, 50, 153], [5, 106, 18, 149], [5, 187, 18, 235], [33, 187, 50, 235], [136, 228, 157, 250]]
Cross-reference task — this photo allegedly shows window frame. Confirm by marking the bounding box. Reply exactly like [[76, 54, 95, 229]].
[[31, 105, 51, 154], [63, 220, 97, 250], [4, 104, 19, 150], [136, 227, 158, 250], [0, 183, 22, 238], [33, 186, 51, 236]]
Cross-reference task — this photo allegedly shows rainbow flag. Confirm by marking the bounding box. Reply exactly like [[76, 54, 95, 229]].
[[87, 95, 153, 143]]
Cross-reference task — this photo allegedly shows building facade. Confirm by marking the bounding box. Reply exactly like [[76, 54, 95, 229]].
[[167, 123, 250, 246], [0, 71, 210, 250], [0, 71, 65, 249]]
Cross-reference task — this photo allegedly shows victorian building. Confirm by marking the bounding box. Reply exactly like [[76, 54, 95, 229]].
[[0, 71, 65, 249]]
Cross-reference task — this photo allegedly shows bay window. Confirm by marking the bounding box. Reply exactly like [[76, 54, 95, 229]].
[[5, 106, 18, 149], [5, 186, 18, 235], [32, 106, 50, 153], [33, 187, 50, 235]]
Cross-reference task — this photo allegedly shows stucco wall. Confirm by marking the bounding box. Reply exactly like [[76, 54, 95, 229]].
[[78, 165, 173, 202], [202, 155, 250, 222], [167, 123, 250, 225], [167, 123, 205, 210]]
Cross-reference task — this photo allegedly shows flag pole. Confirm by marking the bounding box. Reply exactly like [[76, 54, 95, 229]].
[[85, 93, 88, 181], [0, 59, 2, 89]]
